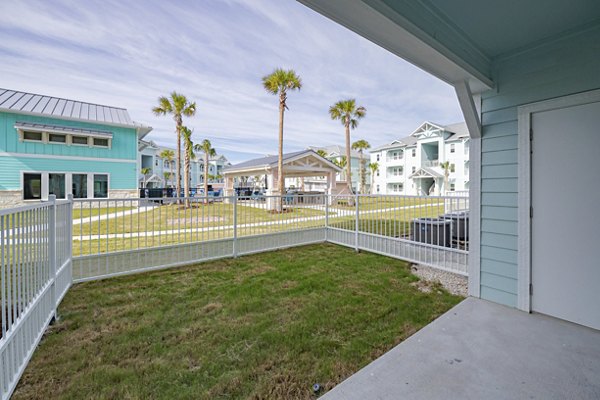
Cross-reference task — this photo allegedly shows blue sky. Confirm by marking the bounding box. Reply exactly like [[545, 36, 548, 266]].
[[0, 0, 463, 163]]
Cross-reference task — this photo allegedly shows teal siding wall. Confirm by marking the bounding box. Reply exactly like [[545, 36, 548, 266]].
[[479, 24, 600, 307], [0, 157, 136, 190], [0, 112, 137, 160]]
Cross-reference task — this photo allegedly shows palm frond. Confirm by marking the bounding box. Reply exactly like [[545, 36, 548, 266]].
[[262, 68, 302, 95]]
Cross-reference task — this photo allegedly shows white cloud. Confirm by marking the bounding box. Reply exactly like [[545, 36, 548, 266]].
[[0, 0, 462, 163]]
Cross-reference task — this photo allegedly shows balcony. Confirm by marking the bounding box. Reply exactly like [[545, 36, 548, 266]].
[[423, 160, 439, 168]]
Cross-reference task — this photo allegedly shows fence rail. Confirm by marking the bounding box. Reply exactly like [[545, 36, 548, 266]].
[[1, 192, 468, 398]]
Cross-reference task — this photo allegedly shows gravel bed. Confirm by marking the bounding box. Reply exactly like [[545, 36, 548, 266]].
[[410, 264, 468, 297]]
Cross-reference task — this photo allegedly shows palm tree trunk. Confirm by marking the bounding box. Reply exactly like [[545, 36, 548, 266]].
[[345, 122, 353, 196], [359, 151, 365, 194], [176, 116, 182, 201], [184, 144, 190, 207], [277, 93, 285, 210], [204, 152, 209, 203]]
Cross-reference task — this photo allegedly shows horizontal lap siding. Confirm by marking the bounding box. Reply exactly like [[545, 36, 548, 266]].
[[0, 156, 136, 190], [0, 112, 137, 160], [478, 24, 600, 307]]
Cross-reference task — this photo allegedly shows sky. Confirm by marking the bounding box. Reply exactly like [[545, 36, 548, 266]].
[[0, 0, 463, 164]]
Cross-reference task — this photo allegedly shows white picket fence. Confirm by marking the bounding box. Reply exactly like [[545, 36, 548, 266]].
[[0, 193, 467, 399]]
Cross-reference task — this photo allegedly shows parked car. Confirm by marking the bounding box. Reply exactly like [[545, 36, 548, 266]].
[[250, 190, 266, 201]]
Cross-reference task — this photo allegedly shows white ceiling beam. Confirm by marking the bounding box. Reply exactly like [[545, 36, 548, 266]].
[[454, 80, 482, 139]]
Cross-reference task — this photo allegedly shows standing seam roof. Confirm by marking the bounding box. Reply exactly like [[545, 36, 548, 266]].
[[0, 88, 135, 126]]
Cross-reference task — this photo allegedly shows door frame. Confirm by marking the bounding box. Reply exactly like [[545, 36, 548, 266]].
[[517, 88, 600, 312]]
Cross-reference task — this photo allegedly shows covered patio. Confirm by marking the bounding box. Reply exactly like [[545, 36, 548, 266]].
[[222, 149, 342, 207], [322, 297, 600, 399]]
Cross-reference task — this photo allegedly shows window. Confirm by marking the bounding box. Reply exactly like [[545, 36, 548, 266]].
[[450, 183, 456, 191], [72, 136, 88, 145], [48, 173, 66, 198], [450, 144, 455, 153], [23, 173, 42, 200], [376, 185, 380, 193], [23, 131, 43, 141], [49, 134, 66, 143], [93, 138, 109, 147], [155, 159, 159, 166], [94, 174, 108, 198], [412, 166, 416, 173], [376, 170, 379, 176], [412, 149, 416, 157], [450, 163, 456, 173], [72, 174, 88, 198], [464, 140, 469, 155], [376, 154, 380, 161]]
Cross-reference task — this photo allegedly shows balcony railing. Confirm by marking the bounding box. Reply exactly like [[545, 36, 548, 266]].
[[423, 160, 439, 168]]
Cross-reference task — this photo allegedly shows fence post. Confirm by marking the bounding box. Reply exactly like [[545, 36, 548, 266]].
[[232, 195, 238, 258], [355, 193, 359, 252], [48, 195, 57, 321], [325, 194, 329, 242], [67, 194, 74, 284]]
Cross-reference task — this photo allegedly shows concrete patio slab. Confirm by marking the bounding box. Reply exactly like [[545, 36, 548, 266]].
[[323, 297, 600, 400]]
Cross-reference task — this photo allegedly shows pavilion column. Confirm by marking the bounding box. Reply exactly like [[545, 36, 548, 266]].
[[266, 170, 278, 210], [224, 175, 235, 203], [326, 171, 336, 205]]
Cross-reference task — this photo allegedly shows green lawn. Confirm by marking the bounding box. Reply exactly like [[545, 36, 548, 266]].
[[72, 206, 135, 219], [14, 244, 462, 399]]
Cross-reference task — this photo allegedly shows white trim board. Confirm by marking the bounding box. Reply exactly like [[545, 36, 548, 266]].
[[0, 151, 136, 164], [517, 88, 600, 312]]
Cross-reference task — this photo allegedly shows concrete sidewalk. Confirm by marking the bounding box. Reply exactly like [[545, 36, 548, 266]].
[[323, 297, 600, 400]]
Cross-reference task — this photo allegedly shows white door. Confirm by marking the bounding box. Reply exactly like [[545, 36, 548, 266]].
[[531, 100, 600, 330]]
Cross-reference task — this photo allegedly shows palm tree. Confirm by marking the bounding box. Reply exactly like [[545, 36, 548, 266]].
[[440, 161, 450, 195], [152, 92, 197, 200], [262, 68, 302, 200], [163, 172, 171, 187], [352, 139, 371, 194], [140, 167, 152, 188], [368, 162, 379, 194], [194, 139, 216, 199], [316, 149, 328, 159], [329, 99, 366, 195], [181, 126, 194, 205], [159, 149, 175, 187]]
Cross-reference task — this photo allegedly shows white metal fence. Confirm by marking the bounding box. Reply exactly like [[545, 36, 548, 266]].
[[0, 195, 72, 400], [1, 192, 467, 398], [71, 194, 468, 281]]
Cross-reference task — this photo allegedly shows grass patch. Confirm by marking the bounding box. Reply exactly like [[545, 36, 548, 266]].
[[14, 244, 462, 399]]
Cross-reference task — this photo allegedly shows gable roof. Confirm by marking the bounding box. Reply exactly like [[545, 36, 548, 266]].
[[224, 150, 341, 174], [0, 89, 150, 133], [409, 167, 443, 179]]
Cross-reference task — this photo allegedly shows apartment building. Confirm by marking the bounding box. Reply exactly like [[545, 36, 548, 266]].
[[370, 122, 469, 195]]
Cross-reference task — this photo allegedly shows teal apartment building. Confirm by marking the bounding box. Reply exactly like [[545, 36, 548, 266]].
[[0, 89, 152, 206]]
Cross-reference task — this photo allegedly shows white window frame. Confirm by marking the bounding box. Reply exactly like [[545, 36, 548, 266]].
[[21, 171, 111, 200]]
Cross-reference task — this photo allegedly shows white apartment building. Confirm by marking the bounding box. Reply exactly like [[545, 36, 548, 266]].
[[370, 122, 469, 195], [304, 145, 370, 193]]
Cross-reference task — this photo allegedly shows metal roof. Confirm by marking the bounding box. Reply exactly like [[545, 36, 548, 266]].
[[224, 150, 341, 174], [14, 121, 113, 138], [225, 150, 307, 171], [0, 88, 135, 127]]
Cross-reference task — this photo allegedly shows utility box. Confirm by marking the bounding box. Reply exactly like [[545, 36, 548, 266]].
[[442, 211, 469, 241], [412, 218, 452, 247]]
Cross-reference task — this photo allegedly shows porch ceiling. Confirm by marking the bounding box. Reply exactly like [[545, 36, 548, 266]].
[[298, 0, 600, 93]]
